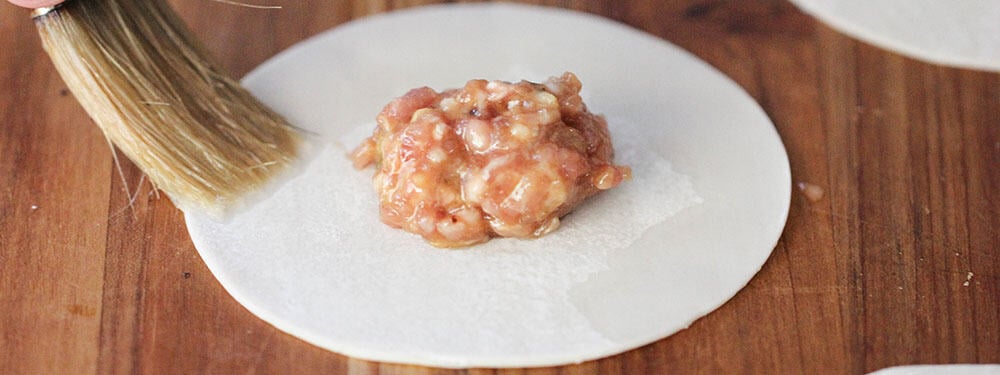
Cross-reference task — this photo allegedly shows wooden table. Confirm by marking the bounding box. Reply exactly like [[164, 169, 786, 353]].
[[2, 1, 997, 373]]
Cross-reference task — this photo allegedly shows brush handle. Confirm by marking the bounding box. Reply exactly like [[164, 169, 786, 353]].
[[10, 0, 62, 8]]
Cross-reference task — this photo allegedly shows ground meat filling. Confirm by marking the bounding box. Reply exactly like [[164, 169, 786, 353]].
[[351, 72, 631, 247]]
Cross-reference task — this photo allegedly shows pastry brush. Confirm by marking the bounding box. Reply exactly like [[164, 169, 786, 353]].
[[32, 0, 301, 214]]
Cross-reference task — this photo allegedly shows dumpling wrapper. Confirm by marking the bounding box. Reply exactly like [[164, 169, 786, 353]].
[[790, 0, 1000, 71], [184, 3, 791, 368]]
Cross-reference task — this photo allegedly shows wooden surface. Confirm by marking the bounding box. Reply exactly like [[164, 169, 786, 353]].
[[1, 0, 997, 373]]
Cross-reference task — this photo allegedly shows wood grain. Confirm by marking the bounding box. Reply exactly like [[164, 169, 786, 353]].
[[1, 0, 997, 374]]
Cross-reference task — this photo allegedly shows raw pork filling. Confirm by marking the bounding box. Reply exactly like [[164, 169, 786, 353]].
[[352, 72, 631, 247]]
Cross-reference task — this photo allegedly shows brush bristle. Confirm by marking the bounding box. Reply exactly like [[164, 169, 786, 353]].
[[34, 0, 301, 214]]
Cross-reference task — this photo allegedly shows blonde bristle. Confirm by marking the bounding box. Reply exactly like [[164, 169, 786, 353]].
[[34, 0, 301, 214]]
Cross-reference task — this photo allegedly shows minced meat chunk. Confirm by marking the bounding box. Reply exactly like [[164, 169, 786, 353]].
[[351, 72, 631, 247]]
